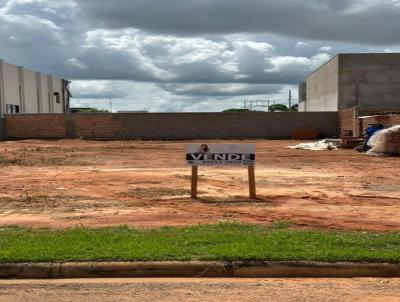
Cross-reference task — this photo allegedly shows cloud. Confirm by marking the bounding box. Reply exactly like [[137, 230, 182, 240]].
[[79, 0, 400, 45], [319, 46, 333, 52], [1, 0, 400, 112], [159, 83, 282, 97], [71, 80, 135, 99], [45, 29, 319, 84], [265, 53, 331, 74], [64, 58, 87, 70]]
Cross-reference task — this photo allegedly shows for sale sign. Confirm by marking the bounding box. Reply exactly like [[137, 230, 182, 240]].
[[186, 144, 255, 166]]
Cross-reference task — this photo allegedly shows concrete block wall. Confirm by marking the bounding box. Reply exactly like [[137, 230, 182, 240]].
[[4, 112, 339, 140], [303, 56, 339, 112], [302, 53, 400, 113], [298, 101, 306, 112], [340, 54, 400, 112]]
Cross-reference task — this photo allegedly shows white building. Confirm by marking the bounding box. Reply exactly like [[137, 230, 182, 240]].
[[0, 59, 71, 117]]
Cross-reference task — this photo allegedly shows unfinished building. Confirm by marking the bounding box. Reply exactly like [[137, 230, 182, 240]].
[[0, 59, 71, 117], [299, 53, 400, 136]]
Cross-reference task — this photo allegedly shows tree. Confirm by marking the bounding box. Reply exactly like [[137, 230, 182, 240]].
[[269, 104, 289, 112], [74, 108, 110, 113], [222, 109, 251, 113]]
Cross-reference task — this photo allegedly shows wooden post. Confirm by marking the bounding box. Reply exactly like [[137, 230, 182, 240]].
[[248, 165, 256, 199], [191, 166, 198, 199]]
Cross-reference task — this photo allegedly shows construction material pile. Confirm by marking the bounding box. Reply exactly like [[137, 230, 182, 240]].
[[367, 125, 400, 157], [288, 139, 341, 151]]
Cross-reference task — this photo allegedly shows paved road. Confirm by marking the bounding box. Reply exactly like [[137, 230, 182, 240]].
[[0, 278, 400, 302]]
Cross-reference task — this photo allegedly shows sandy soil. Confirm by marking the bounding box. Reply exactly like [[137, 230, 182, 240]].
[[0, 139, 399, 231], [0, 278, 400, 302]]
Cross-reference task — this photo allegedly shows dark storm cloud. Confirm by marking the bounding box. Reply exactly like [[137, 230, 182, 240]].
[[79, 0, 400, 45], [1, 0, 399, 111]]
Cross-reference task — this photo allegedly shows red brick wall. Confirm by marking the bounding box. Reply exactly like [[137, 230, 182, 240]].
[[340, 107, 357, 136], [4, 112, 339, 140], [72, 114, 129, 138], [361, 114, 400, 132], [0, 118, 5, 140], [5, 114, 67, 138]]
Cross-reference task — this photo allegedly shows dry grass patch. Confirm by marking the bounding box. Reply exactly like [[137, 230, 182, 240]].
[[121, 187, 191, 198]]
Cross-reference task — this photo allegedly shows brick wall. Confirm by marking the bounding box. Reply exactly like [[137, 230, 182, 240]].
[[4, 112, 339, 140], [72, 114, 131, 138], [340, 107, 357, 136], [361, 114, 400, 133], [5, 114, 67, 138], [340, 108, 400, 137], [0, 118, 5, 140]]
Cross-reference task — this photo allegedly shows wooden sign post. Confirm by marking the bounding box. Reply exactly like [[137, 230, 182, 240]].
[[191, 166, 198, 199], [186, 144, 256, 199], [248, 165, 256, 199]]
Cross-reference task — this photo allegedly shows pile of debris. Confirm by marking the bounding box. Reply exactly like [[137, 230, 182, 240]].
[[366, 125, 400, 157], [288, 122, 400, 156], [288, 139, 341, 151]]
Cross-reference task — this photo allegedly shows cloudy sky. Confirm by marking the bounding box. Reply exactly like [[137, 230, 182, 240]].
[[1, 0, 400, 112]]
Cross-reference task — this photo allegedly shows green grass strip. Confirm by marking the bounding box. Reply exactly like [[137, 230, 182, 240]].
[[0, 223, 399, 263]]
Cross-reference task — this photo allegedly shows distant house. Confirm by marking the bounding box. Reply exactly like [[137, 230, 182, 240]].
[[0, 59, 71, 117], [299, 53, 400, 135]]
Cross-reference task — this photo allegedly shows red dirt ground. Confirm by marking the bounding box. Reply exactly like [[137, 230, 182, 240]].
[[0, 139, 399, 231], [1, 278, 400, 302]]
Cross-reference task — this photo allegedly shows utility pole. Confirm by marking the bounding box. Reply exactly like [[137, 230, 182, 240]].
[[109, 98, 113, 113], [289, 89, 292, 112]]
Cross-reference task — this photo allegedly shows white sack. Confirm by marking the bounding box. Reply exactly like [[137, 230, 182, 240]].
[[367, 125, 400, 156]]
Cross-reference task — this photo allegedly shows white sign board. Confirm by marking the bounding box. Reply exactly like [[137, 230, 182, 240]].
[[186, 144, 255, 166]]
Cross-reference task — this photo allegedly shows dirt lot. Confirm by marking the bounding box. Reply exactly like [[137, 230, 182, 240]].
[[0, 139, 399, 231], [1, 278, 400, 302]]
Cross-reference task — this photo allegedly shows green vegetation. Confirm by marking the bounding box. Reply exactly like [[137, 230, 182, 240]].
[[74, 108, 110, 113], [0, 223, 399, 263], [268, 104, 299, 112], [222, 109, 251, 113], [270, 220, 294, 229], [269, 104, 289, 112]]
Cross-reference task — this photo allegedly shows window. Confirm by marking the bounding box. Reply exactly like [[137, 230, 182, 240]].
[[6, 104, 20, 114], [54, 92, 61, 104]]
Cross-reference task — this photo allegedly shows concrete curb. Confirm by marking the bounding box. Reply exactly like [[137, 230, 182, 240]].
[[1, 261, 400, 279]]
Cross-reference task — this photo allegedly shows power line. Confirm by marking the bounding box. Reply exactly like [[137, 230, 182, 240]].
[[243, 100, 276, 112]]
